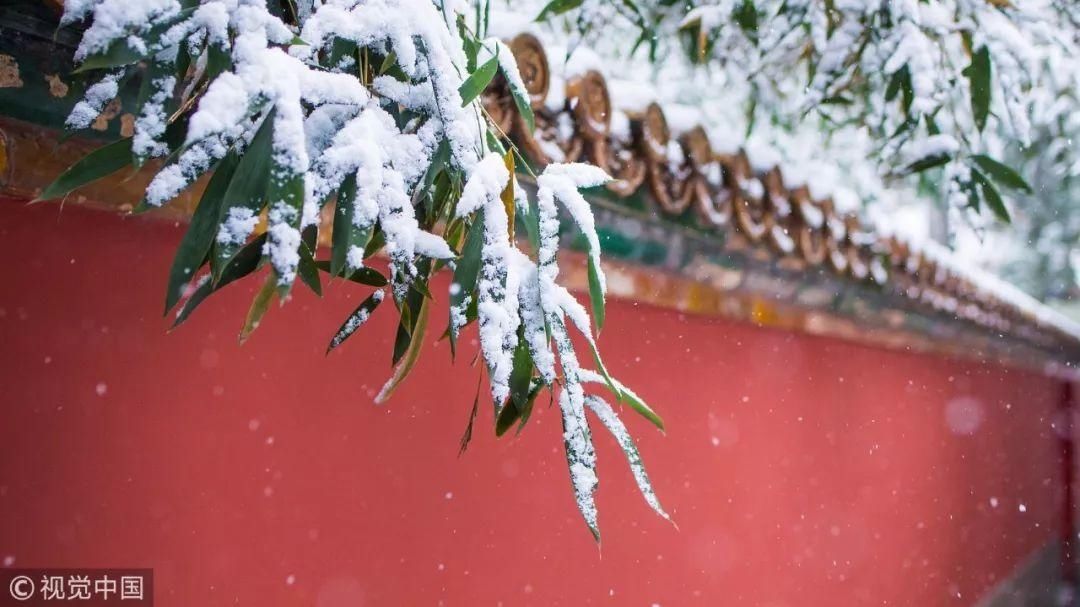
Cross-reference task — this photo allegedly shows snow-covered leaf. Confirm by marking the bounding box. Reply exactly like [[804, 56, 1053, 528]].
[[165, 152, 239, 315], [579, 368, 664, 431], [327, 289, 385, 353], [585, 395, 671, 523], [213, 111, 275, 282]]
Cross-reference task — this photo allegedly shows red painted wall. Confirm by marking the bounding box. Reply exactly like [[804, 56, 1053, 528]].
[[0, 200, 1067, 606]]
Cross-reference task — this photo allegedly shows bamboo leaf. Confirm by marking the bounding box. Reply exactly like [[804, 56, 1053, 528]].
[[585, 395, 672, 523], [266, 122, 307, 299], [170, 277, 213, 329], [504, 68, 535, 132], [971, 168, 1011, 223], [587, 256, 605, 332], [559, 384, 600, 542], [133, 57, 180, 168], [374, 294, 430, 404], [212, 109, 276, 282], [239, 271, 277, 343], [557, 293, 618, 398], [314, 260, 388, 286], [206, 44, 231, 80], [965, 46, 991, 132], [496, 331, 534, 436], [297, 244, 323, 296], [904, 153, 950, 175], [448, 213, 485, 353], [579, 369, 664, 431], [515, 381, 544, 434], [459, 374, 483, 456], [73, 39, 143, 73], [164, 152, 240, 314], [327, 289, 385, 353], [536, 0, 584, 21], [73, 7, 196, 73], [885, 66, 905, 102], [458, 54, 499, 106], [331, 174, 373, 277], [34, 137, 133, 202], [733, 0, 758, 44], [971, 154, 1032, 193]]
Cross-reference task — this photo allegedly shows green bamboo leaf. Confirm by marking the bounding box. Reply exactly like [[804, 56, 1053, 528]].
[[328, 38, 357, 69], [73, 39, 143, 73], [212, 109, 276, 281], [448, 213, 485, 354], [314, 260, 388, 286], [496, 330, 535, 436], [364, 227, 386, 259], [503, 66, 536, 132], [885, 66, 905, 102], [34, 137, 133, 202], [733, 0, 758, 44], [268, 180, 307, 299], [170, 233, 267, 329], [206, 44, 231, 80], [327, 289, 385, 353], [585, 395, 672, 523], [535, 0, 584, 21], [374, 294, 430, 404], [579, 369, 664, 431], [971, 168, 1011, 223], [971, 154, 1032, 193], [330, 174, 373, 277], [965, 46, 991, 132], [587, 257, 605, 332], [495, 394, 521, 437], [507, 332, 533, 408], [421, 139, 452, 191], [458, 54, 499, 106], [496, 380, 543, 437], [297, 245, 323, 296], [217, 233, 268, 289], [170, 277, 213, 329], [164, 152, 240, 314], [514, 381, 544, 434], [904, 153, 950, 175], [239, 271, 277, 344]]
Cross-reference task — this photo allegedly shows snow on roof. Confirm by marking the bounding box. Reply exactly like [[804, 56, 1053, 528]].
[[480, 31, 1080, 350]]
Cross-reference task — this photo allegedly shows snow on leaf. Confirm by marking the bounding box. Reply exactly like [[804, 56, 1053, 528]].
[[585, 395, 671, 523]]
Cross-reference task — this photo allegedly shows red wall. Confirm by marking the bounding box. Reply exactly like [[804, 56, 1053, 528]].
[[0, 200, 1067, 606]]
